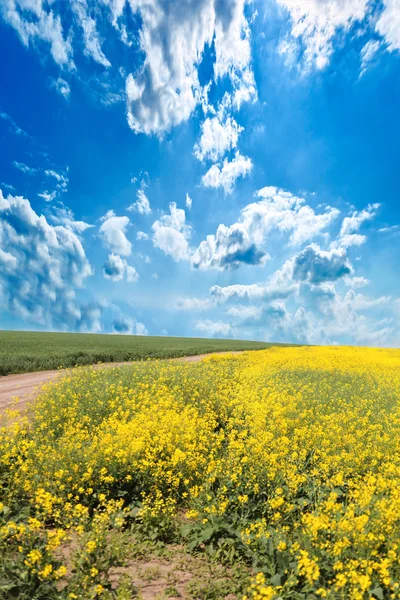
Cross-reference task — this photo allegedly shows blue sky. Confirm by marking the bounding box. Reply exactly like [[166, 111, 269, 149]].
[[1, 0, 400, 345]]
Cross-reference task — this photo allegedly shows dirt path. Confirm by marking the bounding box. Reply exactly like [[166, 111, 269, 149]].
[[0, 352, 243, 415]]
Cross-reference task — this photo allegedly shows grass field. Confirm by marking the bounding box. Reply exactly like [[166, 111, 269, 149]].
[[0, 330, 274, 375], [2, 345, 400, 599]]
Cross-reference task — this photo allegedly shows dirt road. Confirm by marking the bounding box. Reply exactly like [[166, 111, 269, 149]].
[[0, 352, 243, 415]]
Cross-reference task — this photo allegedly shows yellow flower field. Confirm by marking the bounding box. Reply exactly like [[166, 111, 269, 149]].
[[1, 346, 400, 599]]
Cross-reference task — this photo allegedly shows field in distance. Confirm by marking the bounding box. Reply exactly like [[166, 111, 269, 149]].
[[0, 330, 277, 376]]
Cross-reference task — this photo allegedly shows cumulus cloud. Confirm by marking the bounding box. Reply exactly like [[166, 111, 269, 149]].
[[226, 302, 289, 331], [338, 233, 367, 247], [38, 190, 57, 202], [344, 275, 370, 288], [0, 189, 101, 331], [297, 286, 395, 346], [176, 297, 214, 311], [216, 282, 395, 347], [0, 111, 30, 138], [360, 39, 381, 75], [103, 253, 138, 282], [194, 116, 243, 162], [185, 193, 192, 210], [192, 186, 339, 270], [210, 243, 352, 301], [127, 189, 151, 215], [13, 161, 38, 175], [192, 223, 269, 270], [152, 202, 191, 261], [339, 204, 379, 237], [99, 210, 132, 256], [211, 283, 283, 303], [46, 203, 93, 233], [211, 268, 298, 306], [277, 0, 369, 71], [72, 0, 111, 67], [226, 305, 262, 321], [375, 0, 400, 52], [51, 76, 71, 99], [195, 319, 233, 338], [112, 317, 148, 335], [277, 0, 400, 73], [125, 0, 255, 135], [43, 168, 69, 199], [201, 152, 252, 194], [0, 0, 73, 67], [2, 1, 257, 136], [333, 203, 379, 248], [292, 244, 352, 285]]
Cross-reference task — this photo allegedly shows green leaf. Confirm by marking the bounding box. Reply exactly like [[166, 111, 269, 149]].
[[270, 573, 281, 586]]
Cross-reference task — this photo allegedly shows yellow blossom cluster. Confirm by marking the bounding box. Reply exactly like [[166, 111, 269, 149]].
[[1, 346, 400, 598]]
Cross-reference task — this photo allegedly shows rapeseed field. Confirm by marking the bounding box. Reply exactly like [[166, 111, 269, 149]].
[[1, 346, 400, 599]]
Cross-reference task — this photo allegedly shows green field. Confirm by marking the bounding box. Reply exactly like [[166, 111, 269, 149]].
[[0, 330, 275, 376]]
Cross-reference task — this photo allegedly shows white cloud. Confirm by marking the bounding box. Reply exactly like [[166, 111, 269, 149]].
[[45, 169, 68, 184], [349, 291, 391, 311], [194, 116, 243, 162], [185, 193, 192, 210], [125, 0, 255, 135], [344, 275, 370, 288], [192, 186, 339, 270], [201, 152, 253, 194], [231, 66, 257, 109], [375, 0, 400, 52], [127, 189, 151, 215], [217, 281, 396, 347], [47, 203, 93, 233], [333, 203, 379, 248], [379, 225, 399, 233], [152, 202, 191, 261], [3, 2, 256, 135], [72, 0, 111, 67], [339, 203, 379, 237], [192, 222, 270, 270], [296, 286, 394, 346], [51, 77, 71, 99], [210, 279, 295, 304], [38, 190, 57, 202], [277, 0, 369, 71], [0, 189, 101, 331], [226, 305, 262, 321], [34, 168, 69, 202], [195, 319, 233, 338], [277, 0, 400, 73], [292, 243, 352, 284], [209, 242, 351, 308], [137, 231, 150, 241], [13, 161, 38, 175], [99, 210, 132, 256], [338, 233, 367, 247], [360, 39, 381, 75], [1, 0, 73, 67], [0, 111, 30, 138], [176, 297, 214, 311], [112, 317, 148, 335], [103, 253, 138, 282]]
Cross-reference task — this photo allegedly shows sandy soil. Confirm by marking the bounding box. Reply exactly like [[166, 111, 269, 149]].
[[0, 351, 243, 415]]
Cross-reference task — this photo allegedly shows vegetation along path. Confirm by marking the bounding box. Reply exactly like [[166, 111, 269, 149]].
[[0, 352, 243, 415]]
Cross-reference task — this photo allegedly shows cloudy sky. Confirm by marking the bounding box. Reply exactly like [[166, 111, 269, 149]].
[[0, 0, 399, 345]]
